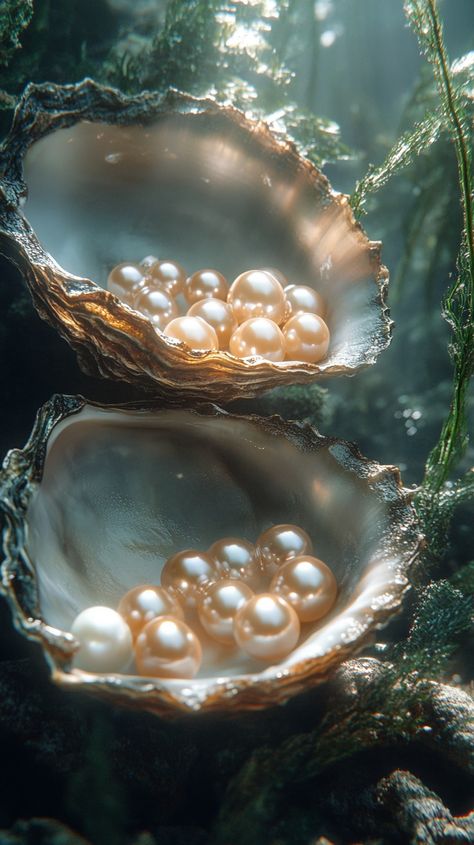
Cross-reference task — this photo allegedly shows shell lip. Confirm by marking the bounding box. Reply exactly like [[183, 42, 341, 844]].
[[1, 393, 422, 716], [0, 80, 391, 400]]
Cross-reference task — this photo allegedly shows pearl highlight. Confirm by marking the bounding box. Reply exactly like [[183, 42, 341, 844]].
[[185, 269, 229, 304], [229, 317, 286, 361], [188, 298, 237, 350], [282, 312, 330, 364], [228, 269, 287, 325], [233, 593, 300, 661], [198, 580, 254, 644], [161, 549, 218, 607], [208, 537, 260, 586], [164, 315, 219, 351], [271, 555, 338, 622], [107, 263, 145, 302], [118, 585, 183, 640], [71, 606, 133, 673], [135, 616, 202, 678]]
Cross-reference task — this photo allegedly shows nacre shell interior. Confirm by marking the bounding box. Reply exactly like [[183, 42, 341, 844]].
[[0, 83, 390, 400], [2, 398, 421, 714]]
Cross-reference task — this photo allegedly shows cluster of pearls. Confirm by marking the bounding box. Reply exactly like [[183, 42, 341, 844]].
[[70, 525, 338, 679], [107, 258, 330, 364]]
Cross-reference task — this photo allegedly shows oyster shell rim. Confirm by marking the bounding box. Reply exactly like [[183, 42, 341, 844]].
[[0, 79, 392, 401], [0, 393, 422, 716]]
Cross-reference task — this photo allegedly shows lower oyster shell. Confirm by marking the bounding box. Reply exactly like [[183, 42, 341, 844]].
[[0, 396, 421, 715]]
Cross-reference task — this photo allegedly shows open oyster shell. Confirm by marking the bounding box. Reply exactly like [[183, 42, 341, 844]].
[[0, 80, 390, 401], [0, 395, 421, 715]]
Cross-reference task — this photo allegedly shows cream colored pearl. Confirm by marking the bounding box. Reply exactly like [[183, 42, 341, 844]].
[[140, 255, 159, 272], [228, 270, 287, 324], [118, 585, 183, 640], [185, 269, 229, 305], [270, 556, 338, 622], [147, 259, 187, 297], [135, 616, 202, 678], [284, 285, 326, 319], [71, 606, 133, 673], [107, 263, 145, 302], [283, 312, 330, 363], [133, 287, 179, 329], [229, 317, 285, 362], [164, 316, 219, 351], [233, 594, 300, 661], [208, 537, 260, 586], [257, 524, 313, 577], [197, 580, 254, 644], [161, 549, 218, 607], [188, 299, 237, 350]]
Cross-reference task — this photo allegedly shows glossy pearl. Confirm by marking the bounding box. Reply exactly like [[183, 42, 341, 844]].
[[283, 312, 330, 363], [107, 263, 145, 302], [284, 284, 326, 319], [140, 255, 159, 272], [228, 270, 287, 324], [135, 616, 202, 678], [271, 556, 337, 622], [257, 524, 313, 577], [147, 259, 187, 297], [261, 267, 288, 287], [161, 549, 218, 607], [185, 269, 229, 304], [229, 317, 285, 362], [188, 299, 237, 350], [233, 594, 300, 661], [71, 606, 133, 673], [197, 580, 254, 644], [133, 287, 179, 329], [118, 585, 183, 640], [164, 316, 219, 352], [208, 537, 260, 586]]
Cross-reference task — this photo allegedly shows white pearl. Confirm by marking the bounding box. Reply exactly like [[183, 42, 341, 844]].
[[71, 606, 133, 673]]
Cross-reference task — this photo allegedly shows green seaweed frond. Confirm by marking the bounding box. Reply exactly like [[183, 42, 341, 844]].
[[400, 1, 474, 561], [0, 0, 33, 68]]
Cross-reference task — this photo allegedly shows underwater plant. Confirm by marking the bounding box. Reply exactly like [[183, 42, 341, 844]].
[[0, 1, 472, 843]]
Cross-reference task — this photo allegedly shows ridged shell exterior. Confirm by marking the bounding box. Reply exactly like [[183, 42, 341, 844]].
[[0, 395, 421, 716], [0, 80, 391, 401]]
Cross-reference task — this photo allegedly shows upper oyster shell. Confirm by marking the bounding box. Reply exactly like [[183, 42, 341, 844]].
[[0, 395, 421, 715], [0, 80, 391, 401]]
